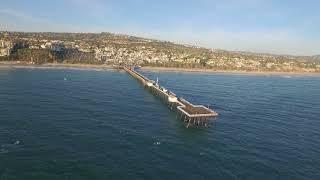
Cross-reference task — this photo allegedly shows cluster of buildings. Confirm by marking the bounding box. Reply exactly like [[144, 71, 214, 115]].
[[0, 31, 319, 72], [0, 40, 14, 57]]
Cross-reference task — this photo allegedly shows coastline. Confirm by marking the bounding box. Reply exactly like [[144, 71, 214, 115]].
[[141, 66, 320, 76], [1, 61, 319, 76], [0, 62, 113, 71]]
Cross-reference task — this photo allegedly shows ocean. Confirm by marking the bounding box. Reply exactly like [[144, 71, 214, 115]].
[[0, 67, 319, 179]]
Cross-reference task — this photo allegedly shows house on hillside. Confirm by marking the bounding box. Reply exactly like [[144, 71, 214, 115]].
[[0, 40, 14, 56]]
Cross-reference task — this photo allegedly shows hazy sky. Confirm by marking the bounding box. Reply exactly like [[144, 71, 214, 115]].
[[0, 0, 319, 55]]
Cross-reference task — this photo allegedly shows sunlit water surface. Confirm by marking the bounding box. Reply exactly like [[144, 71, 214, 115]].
[[0, 67, 319, 179]]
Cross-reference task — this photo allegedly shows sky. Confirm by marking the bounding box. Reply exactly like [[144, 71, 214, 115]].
[[0, 0, 319, 56]]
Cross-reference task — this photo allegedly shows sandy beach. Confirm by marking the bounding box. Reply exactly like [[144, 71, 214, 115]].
[[1, 61, 319, 76], [0, 62, 113, 71], [141, 66, 320, 76]]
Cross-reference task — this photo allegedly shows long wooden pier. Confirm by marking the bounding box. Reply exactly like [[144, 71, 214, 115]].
[[122, 66, 218, 127]]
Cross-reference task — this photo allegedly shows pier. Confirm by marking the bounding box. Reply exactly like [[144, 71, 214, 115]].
[[123, 66, 218, 127]]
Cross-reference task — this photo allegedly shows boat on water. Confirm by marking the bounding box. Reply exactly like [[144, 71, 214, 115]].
[[134, 65, 142, 70]]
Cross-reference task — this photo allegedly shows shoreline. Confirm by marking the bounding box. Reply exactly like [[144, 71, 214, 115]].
[[0, 62, 319, 76], [141, 66, 320, 76], [0, 62, 113, 70]]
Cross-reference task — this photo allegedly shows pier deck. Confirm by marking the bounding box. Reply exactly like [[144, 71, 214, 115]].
[[123, 66, 218, 127]]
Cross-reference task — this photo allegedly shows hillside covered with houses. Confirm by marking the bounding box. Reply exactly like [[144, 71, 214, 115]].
[[1, 31, 320, 72]]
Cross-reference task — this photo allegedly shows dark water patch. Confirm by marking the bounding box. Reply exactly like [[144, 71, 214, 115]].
[[0, 68, 319, 179]]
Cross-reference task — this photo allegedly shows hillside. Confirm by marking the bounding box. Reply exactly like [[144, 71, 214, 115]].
[[1, 31, 320, 72]]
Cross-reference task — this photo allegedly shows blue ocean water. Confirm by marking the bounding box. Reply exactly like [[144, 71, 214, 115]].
[[0, 67, 319, 180]]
